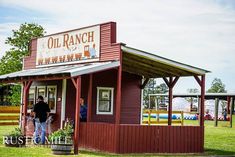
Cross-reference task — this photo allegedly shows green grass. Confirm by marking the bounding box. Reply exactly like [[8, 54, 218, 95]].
[[0, 117, 234, 156]]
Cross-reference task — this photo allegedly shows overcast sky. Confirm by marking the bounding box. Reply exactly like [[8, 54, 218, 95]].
[[0, 0, 235, 93]]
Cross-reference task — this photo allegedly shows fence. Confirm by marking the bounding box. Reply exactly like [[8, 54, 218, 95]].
[[142, 109, 184, 125], [0, 106, 20, 125]]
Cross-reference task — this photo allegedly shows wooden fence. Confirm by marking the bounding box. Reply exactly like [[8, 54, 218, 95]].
[[142, 109, 184, 125], [118, 124, 203, 153], [0, 106, 20, 125], [79, 122, 204, 154]]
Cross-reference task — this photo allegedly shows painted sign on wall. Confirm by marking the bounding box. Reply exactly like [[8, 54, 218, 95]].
[[36, 26, 100, 67]]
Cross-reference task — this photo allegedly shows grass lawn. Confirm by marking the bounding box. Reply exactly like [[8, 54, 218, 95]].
[[0, 117, 234, 157]]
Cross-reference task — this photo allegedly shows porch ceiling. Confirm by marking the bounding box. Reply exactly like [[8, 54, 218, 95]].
[[0, 61, 120, 83], [121, 46, 210, 78]]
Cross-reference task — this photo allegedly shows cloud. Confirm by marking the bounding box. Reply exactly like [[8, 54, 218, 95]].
[[0, 0, 235, 91]]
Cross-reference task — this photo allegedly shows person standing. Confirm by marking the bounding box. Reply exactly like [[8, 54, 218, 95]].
[[223, 108, 227, 121], [80, 98, 87, 122], [33, 96, 50, 144]]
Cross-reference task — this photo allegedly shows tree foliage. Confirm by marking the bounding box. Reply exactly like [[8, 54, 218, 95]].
[[143, 78, 168, 108], [207, 78, 227, 93], [0, 23, 45, 105], [187, 88, 199, 93], [0, 23, 45, 75]]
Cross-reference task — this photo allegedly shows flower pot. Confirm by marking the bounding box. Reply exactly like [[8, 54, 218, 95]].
[[4, 136, 26, 147], [51, 143, 73, 155]]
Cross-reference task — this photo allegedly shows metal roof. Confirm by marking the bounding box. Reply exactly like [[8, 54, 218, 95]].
[[0, 61, 120, 83], [121, 45, 210, 78]]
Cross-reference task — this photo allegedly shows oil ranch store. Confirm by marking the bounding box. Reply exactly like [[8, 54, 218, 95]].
[[0, 22, 209, 154]]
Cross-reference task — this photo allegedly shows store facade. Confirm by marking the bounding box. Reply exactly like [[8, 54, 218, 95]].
[[0, 22, 209, 154]]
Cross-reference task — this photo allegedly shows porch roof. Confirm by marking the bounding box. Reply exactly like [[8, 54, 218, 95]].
[[0, 61, 120, 83], [121, 45, 210, 78]]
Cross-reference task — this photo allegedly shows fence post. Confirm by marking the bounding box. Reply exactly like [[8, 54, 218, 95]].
[[181, 111, 184, 126], [148, 110, 151, 125], [230, 98, 234, 128], [214, 98, 219, 127]]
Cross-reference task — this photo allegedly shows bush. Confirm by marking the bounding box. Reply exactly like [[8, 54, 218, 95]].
[[48, 121, 73, 144]]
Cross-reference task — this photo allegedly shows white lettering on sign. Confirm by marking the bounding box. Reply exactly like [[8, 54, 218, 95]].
[[36, 26, 100, 67]]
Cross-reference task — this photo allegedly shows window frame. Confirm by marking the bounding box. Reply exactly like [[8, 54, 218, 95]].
[[96, 87, 114, 115], [47, 85, 57, 114], [27, 86, 36, 113], [37, 86, 46, 99]]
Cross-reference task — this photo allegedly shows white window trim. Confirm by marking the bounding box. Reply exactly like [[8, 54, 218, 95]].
[[60, 79, 67, 128], [96, 87, 114, 115], [27, 86, 36, 113], [37, 86, 46, 98], [47, 85, 57, 114]]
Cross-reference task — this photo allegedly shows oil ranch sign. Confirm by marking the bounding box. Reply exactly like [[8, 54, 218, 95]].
[[36, 26, 100, 67]]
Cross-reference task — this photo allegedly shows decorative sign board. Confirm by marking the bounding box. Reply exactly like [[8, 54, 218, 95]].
[[36, 26, 100, 67]]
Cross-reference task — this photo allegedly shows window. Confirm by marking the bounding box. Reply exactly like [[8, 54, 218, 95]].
[[96, 87, 114, 115], [28, 87, 36, 110], [27, 85, 57, 113], [47, 86, 57, 113], [37, 86, 46, 98]]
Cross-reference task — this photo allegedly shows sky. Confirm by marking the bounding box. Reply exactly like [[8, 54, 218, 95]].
[[0, 0, 235, 93]]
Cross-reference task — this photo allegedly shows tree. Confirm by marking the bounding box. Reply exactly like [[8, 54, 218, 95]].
[[0, 23, 45, 105], [143, 78, 168, 108], [187, 88, 199, 93], [207, 78, 227, 93], [0, 23, 45, 75]]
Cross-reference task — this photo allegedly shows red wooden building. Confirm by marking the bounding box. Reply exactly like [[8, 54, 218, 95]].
[[0, 22, 209, 154]]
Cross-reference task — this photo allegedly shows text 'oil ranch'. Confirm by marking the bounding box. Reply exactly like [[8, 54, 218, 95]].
[[47, 31, 95, 49]]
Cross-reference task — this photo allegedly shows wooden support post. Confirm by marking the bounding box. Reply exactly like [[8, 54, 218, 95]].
[[163, 76, 179, 126], [200, 75, 205, 127], [227, 96, 231, 114], [198, 98, 201, 126], [22, 81, 32, 135], [194, 75, 205, 127], [87, 74, 93, 122], [73, 77, 81, 155], [115, 65, 122, 153], [214, 98, 219, 127], [168, 84, 173, 125], [181, 111, 184, 126], [230, 97, 234, 128], [115, 66, 122, 124]]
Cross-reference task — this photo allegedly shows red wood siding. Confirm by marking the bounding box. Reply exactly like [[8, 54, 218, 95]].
[[24, 39, 37, 69], [118, 125, 204, 153], [65, 76, 89, 121], [121, 72, 142, 124], [23, 22, 120, 70], [91, 69, 117, 123], [65, 79, 76, 120], [66, 69, 118, 124], [79, 122, 116, 152], [100, 22, 120, 61], [78, 123, 204, 154]]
